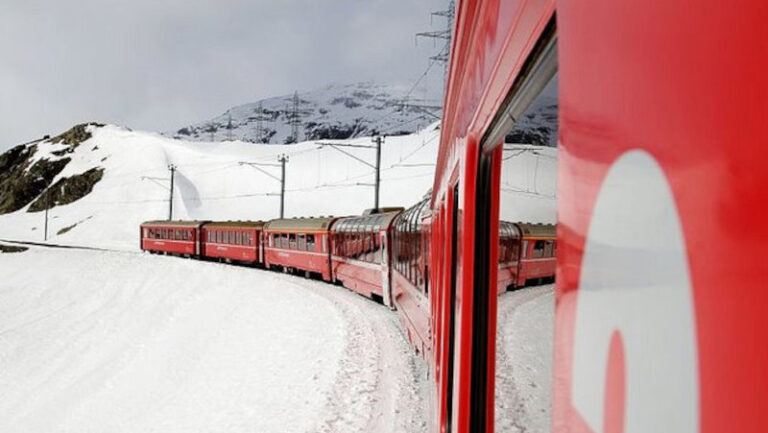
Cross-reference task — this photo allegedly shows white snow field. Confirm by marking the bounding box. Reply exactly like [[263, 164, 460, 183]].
[[0, 124, 556, 432], [0, 123, 556, 250], [496, 285, 555, 433], [0, 245, 428, 433]]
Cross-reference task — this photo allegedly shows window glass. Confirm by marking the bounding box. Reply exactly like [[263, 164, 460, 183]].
[[289, 233, 297, 249], [298, 234, 306, 250], [307, 234, 315, 251], [494, 68, 558, 426], [544, 240, 554, 257]]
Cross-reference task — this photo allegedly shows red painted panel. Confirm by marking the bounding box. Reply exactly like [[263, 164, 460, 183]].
[[392, 271, 430, 358], [332, 258, 383, 299], [556, 1, 768, 432]]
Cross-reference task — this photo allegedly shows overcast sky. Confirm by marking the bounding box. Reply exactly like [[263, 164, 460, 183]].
[[0, 0, 447, 150]]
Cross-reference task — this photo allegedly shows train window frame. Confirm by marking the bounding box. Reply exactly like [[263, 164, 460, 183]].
[[544, 240, 554, 257], [307, 234, 315, 251], [471, 17, 558, 432], [298, 234, 306, 250]]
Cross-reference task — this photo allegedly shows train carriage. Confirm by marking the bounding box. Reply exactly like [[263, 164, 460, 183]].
[[330, 211, 401, 306], [140, 220, 205, 256], [263, 217, 337, 281], [515, 223, 556, 288], [391, 197, 432, 358], [200, 221, 264, 265]]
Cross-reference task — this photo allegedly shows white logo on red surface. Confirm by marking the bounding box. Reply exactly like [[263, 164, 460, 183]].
[[572, 150, 699, 432]]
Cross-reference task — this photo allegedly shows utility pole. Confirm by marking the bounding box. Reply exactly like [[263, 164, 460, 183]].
[[255, 101, 264, 143], [168, 164, 176, 220], [226, 113, 234, 141], [238, 159, 286, 218], [291, 92, 300, 144], [372, 135, 383, 211], [278, 154, 289, 218], [208, 122, 216, 142], [417, 0, 456, 80], [316, 138, 383, 211], [44, 193, 49, 241]]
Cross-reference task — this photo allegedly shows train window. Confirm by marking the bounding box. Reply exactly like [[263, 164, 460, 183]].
[[298, 234, 306, 250], [289, 234, 297, 249], [544, 240, 554, 257], [307, 234, 315, 251], [216, 231, 221, 243], [490, 31, 557, 432]]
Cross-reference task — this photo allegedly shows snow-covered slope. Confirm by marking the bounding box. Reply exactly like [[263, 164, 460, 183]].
[[0, 246, 428, 433], [496, 285, 554, 432], [0, 123, 556, 251], [169, 82, 442, 144]]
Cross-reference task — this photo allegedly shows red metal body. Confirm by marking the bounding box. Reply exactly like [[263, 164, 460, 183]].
[[391, 198, 432, 358], [516, 224, 556, 288], [431, 1, 556, 431], [263, 217, 336, 281], [554, 1, 768, 432], [497, 222, 557, 293], [140, 221, 203, 256], [330, 212, 400, 306], [200, 222, 264, 264]]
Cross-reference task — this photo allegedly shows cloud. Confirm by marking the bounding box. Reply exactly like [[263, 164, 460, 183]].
[[0, 0, 447, 149]]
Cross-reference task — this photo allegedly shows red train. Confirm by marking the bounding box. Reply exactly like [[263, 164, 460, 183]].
[[140, 207, 556, 362], [432, 0, 768, 432], [143, 1, 768, 430]]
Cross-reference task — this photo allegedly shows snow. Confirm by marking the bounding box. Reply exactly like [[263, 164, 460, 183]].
[[0, 123, 556, 250], [0, 120, 558, 432], [170, 82, 442, 144], [0, 245, 428, 433], [495, 285, 554, 433]]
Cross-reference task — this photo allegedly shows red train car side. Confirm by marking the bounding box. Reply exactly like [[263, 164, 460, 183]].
[[515, 223, 556, 288], [200, 221, 265, 265], [391, 197, 432, 358], [263, 217, 336, 280], [431, 0, 556, 431], [330, 211, 400, 306], [140, 221, 204, 256]]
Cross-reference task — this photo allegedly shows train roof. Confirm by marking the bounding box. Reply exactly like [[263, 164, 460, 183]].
[[264, 217, 338, 231], [332, 211, 401, 232], [203, 221, 265, 228], [141, 220, 205, 228], [516, 222, 556, 238]]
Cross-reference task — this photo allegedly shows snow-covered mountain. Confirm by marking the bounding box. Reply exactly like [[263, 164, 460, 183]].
[[169, 82, 442, 144], [0, 122, 556, 250]]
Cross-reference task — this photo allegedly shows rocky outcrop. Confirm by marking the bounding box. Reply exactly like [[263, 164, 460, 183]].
[[0, 144, 71, 214], [28, 167, 104, 212]]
